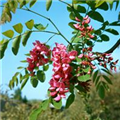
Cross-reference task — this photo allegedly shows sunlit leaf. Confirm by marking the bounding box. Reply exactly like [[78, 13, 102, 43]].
[[29, 0, 37, 7], [46, 0, 52, 11], [34, 23, 48, 31], [12, 35, 21, 55], [52, 99, 62, 109], [43, 64, 49, 71], [25, 19, 34, 29], [78, 74, 90, 82], [2, 30, 14, 38], [13, 23, 23, 34], [0, 39, 9, 59], [22, 31, 32, 46]]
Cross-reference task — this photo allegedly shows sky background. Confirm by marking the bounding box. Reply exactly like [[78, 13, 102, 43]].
[[0, 1, 120, 101]]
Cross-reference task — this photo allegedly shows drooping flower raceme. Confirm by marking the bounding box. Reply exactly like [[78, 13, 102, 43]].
[[49, 43, 77, 101], [26, 41, 51, 75]]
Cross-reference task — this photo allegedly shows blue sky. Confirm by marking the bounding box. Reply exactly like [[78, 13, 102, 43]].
[[0, 1, 120, 100]]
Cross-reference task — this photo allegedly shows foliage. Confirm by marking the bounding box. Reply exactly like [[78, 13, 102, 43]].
[[0, 0, 120, 119]]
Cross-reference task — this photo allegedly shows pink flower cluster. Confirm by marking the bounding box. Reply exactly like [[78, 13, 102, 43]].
[[95, 53, 119, 72], [27, 41, 51, 75], [49, 43, 77, 101], [74, 15, 94, 39]]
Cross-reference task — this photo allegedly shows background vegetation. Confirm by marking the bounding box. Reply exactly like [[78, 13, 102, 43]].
[[1, 72, 120, 120]]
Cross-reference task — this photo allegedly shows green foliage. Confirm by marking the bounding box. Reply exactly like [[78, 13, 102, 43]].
[[30, 77, 38, 88], [66, 93, 75, 108], [37, 70, 46, 82], [13, 23, 23, 34], [34, 23, 48, 31], [52, 99, 62, 109], [78, 74, 90, 82], [43, 64, 49, 71], [29, 0, 37, 8], [2, 30, 14, 38], [46, 0, 52, 11], [100, 34, 109, 41], [12, 35, 21, 55], [25, 19, 34, 29], [0, 39, 9, 59], [22, 31, 32, 46], [105, 28, 119, 35]]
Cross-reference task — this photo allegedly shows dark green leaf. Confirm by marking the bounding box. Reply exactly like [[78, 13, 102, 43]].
[[31, 77, 38, 88], [105, 28, 119, 35], [13, 23, 23, 34], [22, 31, 32, 46], [12, 35, 21, 55], [100, 34, 109, 41], [97, 2, 108, 11], [98, 84, 105, 99], [103, 75, 112, 85], [19, 0, 30, 8], [46, 0, 52, 11], [73, 4, 86, 13], [29, 0, 37, 7], [78, 74, 90, 82], [93, 70, 99, 82], [101, 68, 112, 76], [68, 22, 76, 29], [2, 30, 14, 38], [34, 23, 48, 31], [21, 77, 29, 90], [109, 21, 120, 26], [52, 99, 62, 109], [43, 64, 49, 71], [94, 29, 101, 35], [75, 85, 86, 92], [66, 93, 75, 108], [115, 0, 120, 10], [95, 75, 101, 85], [37, 70, 46, 82], [88, 11, 104, 22], [25, 19, 34, 29], [0, 39, 9, 59], [69, 12, 75, 20]]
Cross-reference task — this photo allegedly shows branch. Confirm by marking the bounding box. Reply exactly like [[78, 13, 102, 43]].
[[104, 39, 120, 53]]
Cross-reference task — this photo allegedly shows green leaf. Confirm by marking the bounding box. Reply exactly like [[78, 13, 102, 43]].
[[46, 0, 52, 11], [103, 75, 112, 85], [8, 0, 18, 13], [12, 35, 21, 55], [65, 94, 75, 108], [37, 70, 46, 82], [21, 77, 29, 90], [29, 99, 49, 120], [19, 0, 30, 8], [98, 84, 105, 99], [25, 19, 34, 29], [109, 21, 120, 26], [100, 34, 109, 41], [20, 60, 27, 63], [101, 68, 112, 76], [29, 0, 37, 7], [34, 23, 48, 31], [69, 12, 75, 20], [22, 31, 32, 46], [43, 64, 49, 71], [2, 30, 14, 38], [0, 39, 9, 59], [97, 2, 108, 11], [73, 4, 86, 13], [78, 74, 90, 82], [95, 75, 100, 85], [75, 85, 86, 92], [93, 70, 99, 82], [88, 11, 104, 22], [17, 66, 24, 69], [68, 22, 76, 29], [95, 0, 105, 7], [52, 99, 62, 109], [13, 23, 23, 33], [105, 28, 119, 35], [31, 77, 38, 88], [83, 66, 90, 73]]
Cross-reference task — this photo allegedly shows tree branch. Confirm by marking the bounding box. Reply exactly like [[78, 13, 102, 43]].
[[104, 39, 120, 53]]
